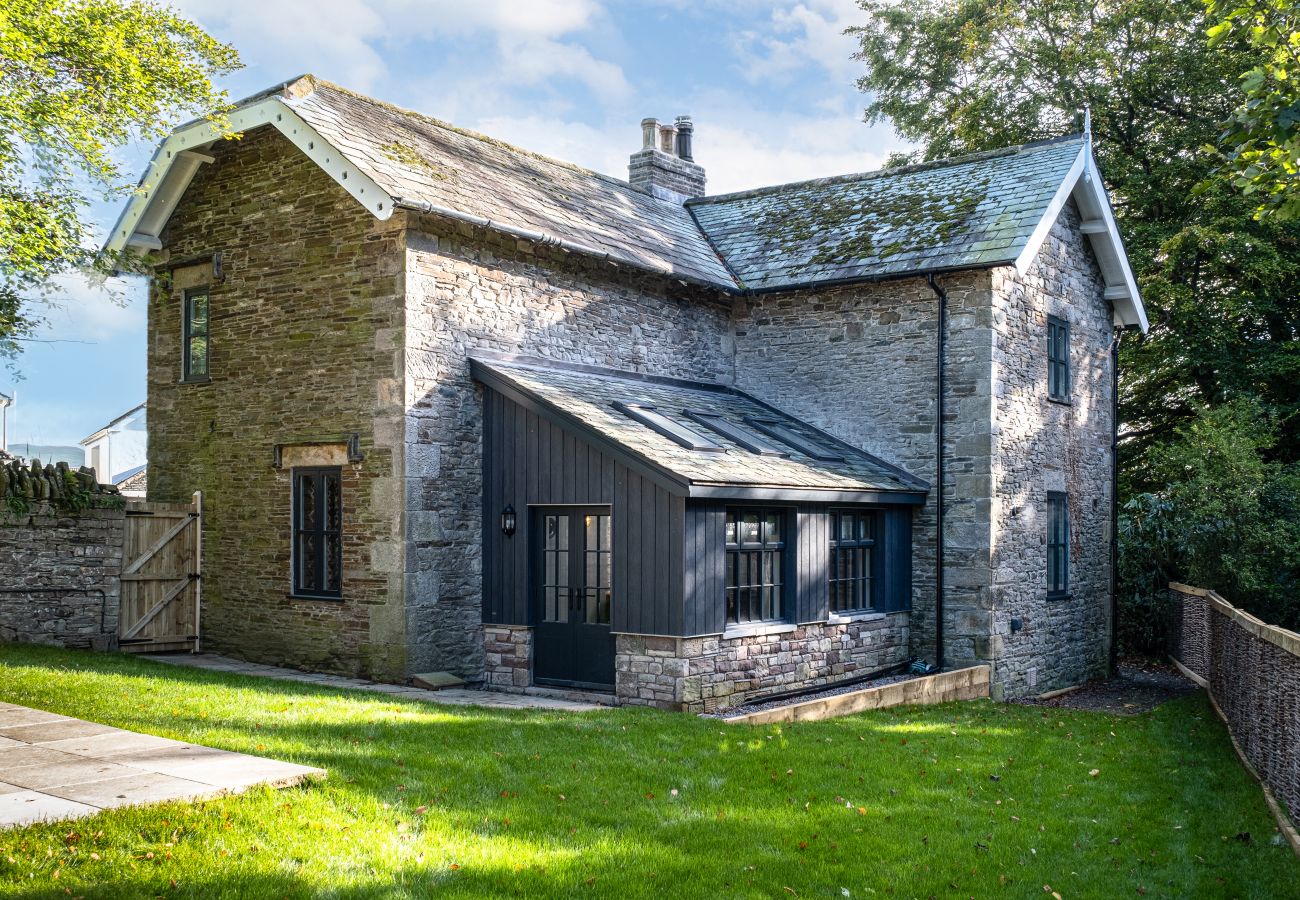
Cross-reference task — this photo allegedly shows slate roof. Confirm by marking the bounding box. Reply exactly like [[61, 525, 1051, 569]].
[[686, 137, 1086, 291], [286, 81, 736, 288], [471, 355, 927, 500]]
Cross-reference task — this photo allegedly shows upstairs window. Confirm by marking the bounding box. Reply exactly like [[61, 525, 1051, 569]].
[[1047, 315, 1070, 401], [293, 467, 342, 598], [182, 289, 210, 381], [829, 510, 879, 614], [725, 508, 787, 625], [1047, 492, 1069, 598]]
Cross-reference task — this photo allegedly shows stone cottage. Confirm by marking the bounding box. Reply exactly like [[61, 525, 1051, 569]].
[[107, 75, 1147, 710]]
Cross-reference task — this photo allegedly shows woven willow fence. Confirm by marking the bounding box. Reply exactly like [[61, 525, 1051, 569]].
[[1167, 583, 1299, 846]]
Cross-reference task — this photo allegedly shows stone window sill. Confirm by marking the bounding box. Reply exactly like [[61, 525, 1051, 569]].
[[1047, 591, 1073, 601], [722, 621, 797, 641], [179, 376, 212, 386], [287, 593, 343, 602], [827, 610, 886, 625], [1047, 396, 1072, 407]]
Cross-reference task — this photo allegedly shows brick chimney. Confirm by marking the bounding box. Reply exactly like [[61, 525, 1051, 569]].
[[629, 115, 706, 203]]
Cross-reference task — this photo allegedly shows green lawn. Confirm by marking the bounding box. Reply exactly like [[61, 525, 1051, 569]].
[[0, 645, 1293, 899]]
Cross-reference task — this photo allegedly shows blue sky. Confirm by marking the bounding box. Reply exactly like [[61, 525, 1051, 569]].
[[3, 0, 905, 449]]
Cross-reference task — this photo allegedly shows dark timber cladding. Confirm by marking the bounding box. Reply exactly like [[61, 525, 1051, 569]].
[[482, 387, 685, 635], [481, 381, 919, 639]]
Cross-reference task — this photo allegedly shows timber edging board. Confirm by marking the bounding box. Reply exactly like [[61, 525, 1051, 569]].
[[722, 664, 991, 725]]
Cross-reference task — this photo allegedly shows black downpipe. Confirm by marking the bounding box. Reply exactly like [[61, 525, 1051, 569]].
[[926, 273, 947, 672], [1109, 328, 1123, 675]]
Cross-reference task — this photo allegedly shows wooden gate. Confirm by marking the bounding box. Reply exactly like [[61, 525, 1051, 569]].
[[119, 491, 202, 653]]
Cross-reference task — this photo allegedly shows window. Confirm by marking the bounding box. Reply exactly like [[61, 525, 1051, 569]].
[[743, 418, 845, 462], [829, 510, 878, 613], [683, 411, 789, 456], [1047, 315, 1070, 401], [182, 289, 210, 381], [612, 402, 723, 451], [1047, 492, 1069, 597], [725, 508, 787, 625], [293, 467, 342, 598]]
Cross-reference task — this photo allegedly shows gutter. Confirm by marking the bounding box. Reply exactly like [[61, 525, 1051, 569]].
[[925, 273, 947, 673]]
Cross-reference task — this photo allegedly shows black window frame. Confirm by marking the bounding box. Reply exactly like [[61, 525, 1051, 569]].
[[181, 288, 211, 383], [1047, 315, 1070, 402], [724, 506, 790, 627], [829, 509, 880, 615], [612, 402, 724, 451], [292, 466, 343, 599], [1046, 491, 1070, 598], [742, 417, 845, 462]]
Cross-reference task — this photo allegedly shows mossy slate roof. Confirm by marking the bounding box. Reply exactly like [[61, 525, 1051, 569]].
[[287, 82, 737, 288], [471, 356, 927, 499], [686, 137, 1086, 291], [287, 81, 1087, 293]]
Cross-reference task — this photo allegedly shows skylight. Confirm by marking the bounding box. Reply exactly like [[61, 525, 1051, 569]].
[[612, 402, 723, 452], [684, 411, 789, 456], [743, 417, 845, 462]]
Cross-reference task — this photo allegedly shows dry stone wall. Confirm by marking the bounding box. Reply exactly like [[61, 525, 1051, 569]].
[[0, 502, 124, 649]]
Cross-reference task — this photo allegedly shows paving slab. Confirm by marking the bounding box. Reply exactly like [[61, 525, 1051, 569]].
[[0, 790, 98, 828], [147, 653, 606, 711], [0, 704, 325, 830], [4, 757, 142, 791], [0, 707, 71, 727], [39, 731, 187, 759], [0, 718, 122, 744], [43, 773, 215, 810]]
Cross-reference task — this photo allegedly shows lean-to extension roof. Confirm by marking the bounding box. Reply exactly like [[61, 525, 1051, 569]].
[[470, 354, 928, 503], [107, 75, 1146, 330]]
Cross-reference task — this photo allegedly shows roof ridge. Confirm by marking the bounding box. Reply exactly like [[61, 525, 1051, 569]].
[[688, 133, 1086, 207], [300, 78, 658, 199]]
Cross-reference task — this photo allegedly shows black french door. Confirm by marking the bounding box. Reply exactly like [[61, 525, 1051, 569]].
[[533, 507, 615, 689]]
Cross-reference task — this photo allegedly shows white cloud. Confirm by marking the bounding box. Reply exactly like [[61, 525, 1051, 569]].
[[733, 0, 864, 86], [30, 273, 146, 345]]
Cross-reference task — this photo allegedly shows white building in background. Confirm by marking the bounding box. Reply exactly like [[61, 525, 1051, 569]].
[[80, 402, 147, 495]]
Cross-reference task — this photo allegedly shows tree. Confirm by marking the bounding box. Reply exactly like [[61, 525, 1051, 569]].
[[0, 0, 240, 358], [849, 0, 1300, 631], [1207, 0, 1300, 221]]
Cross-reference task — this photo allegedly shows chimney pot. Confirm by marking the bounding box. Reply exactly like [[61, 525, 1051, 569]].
[[658, 123, 678, 155], [674, 115, 694, 162], [640, 117, 658, 151]]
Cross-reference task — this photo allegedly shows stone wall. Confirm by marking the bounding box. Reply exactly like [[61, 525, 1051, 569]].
[[988, 200, 1114, 697], [615, 613, 910, 712], [731, 271, 994, 669], [148, 125, 409, 680], [482, 624, 531, 689], [0, 504, 125, 649], [402, 216, 734, 678]]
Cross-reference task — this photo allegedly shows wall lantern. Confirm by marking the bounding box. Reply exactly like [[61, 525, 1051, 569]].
[[500, 504, 517, 537]]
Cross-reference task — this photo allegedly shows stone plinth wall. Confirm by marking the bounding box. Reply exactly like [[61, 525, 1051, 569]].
[[616, 613, 910, 712], [0, 504, 125, 649], [1168, 584, 1299, 834], [483, 624, 532, 689]]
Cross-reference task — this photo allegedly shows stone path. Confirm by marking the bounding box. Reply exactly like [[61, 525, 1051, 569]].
[[147, 653, 608, 711], [0, 702, 323, 829]]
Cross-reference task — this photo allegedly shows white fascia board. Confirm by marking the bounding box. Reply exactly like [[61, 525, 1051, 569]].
[[105, 97, 394, 255], [1012, 146, 1148, 333]]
